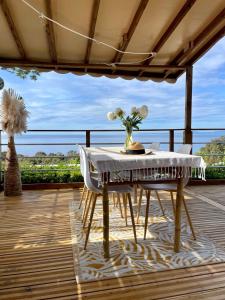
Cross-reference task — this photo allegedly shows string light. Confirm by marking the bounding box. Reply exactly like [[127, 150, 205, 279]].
[[21, 0, 156, 65]]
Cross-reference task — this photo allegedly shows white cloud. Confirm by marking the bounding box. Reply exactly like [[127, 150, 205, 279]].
[[0, 37, 225, 131]]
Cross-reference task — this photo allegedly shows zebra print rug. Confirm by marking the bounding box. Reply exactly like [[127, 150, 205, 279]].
[[69, 196, 225, 283]]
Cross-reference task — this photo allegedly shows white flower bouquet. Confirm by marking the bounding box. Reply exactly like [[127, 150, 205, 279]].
[[107, 105, 149, 148]]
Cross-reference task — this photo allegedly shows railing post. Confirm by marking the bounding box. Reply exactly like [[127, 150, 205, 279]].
[[184, 65, 193, 147], [86, 130, 91, 147], [169, 129, 174, 152]]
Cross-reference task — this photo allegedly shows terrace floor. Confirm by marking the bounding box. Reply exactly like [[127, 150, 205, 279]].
[[1, 185, 225, 300]]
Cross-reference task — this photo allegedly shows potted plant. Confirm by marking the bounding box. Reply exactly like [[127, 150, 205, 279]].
[[1, 88, 29, 196]]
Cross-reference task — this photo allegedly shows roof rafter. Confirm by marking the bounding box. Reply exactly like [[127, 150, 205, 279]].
[[169, 24, 225, 80], [44, 0, 57, 63], [84, 0, 100, 64], [0, 0, 26, 59], [186, 24, 225, 65], [138, 0, 196, 77], [112, 0, 149, 63], [169, 8, 225, 66], [163, 8, 225, 79]]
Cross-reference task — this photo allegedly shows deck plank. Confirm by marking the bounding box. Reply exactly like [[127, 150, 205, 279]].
[[1, 187, 225, 299]]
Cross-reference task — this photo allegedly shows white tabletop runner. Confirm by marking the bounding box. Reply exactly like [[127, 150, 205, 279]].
[[87, 147, 206, 183]]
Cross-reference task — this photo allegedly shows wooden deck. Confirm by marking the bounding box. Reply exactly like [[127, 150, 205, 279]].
[[1, 186, 225, 300]]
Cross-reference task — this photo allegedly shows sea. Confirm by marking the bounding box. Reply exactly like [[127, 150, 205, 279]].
[[1, 129, 224, 156]]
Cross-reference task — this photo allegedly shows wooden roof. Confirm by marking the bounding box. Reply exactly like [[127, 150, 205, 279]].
[[0, 0, 225, 83]]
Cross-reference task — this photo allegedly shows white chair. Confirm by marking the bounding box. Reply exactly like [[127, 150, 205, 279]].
[[78, 145, 99, 209], [176, 144, 192, 154], [78, 145, 88, 208], [149, 142, 160, 151], [79, 146, 137, 249], [137, 144, 196, 240]]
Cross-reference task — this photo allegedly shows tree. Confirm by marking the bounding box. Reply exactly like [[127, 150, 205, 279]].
[[197, 136, 225, 165], [1, 89, 29, 196], [35, 151, 47, 157], [67, 150, 77, 156], [0, 67, 40, 80]]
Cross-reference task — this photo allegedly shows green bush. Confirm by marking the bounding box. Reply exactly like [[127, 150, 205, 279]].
[[205, 167, 225, 179], [21, 170, 83, 183]]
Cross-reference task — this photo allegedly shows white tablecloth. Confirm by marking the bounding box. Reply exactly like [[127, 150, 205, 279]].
[[87, 147, 206, 184]]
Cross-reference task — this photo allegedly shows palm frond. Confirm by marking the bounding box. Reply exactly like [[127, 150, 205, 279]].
[[1, 88, 29, 136]]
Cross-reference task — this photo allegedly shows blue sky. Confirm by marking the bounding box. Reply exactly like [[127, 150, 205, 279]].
[[0, 37, 225, 130]]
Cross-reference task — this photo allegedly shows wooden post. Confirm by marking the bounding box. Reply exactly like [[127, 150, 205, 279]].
[[169, 129, 174, 151], [86, 130, 91, 147], [174, 177, 183, 252], [184, 66, 193, 146], [102, 183, 110, 258]]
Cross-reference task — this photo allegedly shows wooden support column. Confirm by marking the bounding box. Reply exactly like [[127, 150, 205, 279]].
[[184, 65, 193, 145]]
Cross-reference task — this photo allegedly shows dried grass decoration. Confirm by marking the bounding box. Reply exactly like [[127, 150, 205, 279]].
[[1, 88, 29, 196], [0, 77, 4, 90]]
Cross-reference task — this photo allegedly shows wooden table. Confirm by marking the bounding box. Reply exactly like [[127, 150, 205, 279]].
[[88, 147, 204, 259]]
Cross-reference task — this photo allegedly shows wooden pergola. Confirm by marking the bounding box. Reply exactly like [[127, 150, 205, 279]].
[[0, 0, 225, 143]]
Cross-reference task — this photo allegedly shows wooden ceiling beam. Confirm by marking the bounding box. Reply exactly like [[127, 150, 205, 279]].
[[44, 0, 57, 63], [84, 0, 100, 64], [112, 0, 149, 63], [0, 0, 26, 59], [168, 7, 225, 67], [186, 24, 225, 65], [169, 24, 225, 80], [138, 0, 196, 77], [0, 59, 186, 71]]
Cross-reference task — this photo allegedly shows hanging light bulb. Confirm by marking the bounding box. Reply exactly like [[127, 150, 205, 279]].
[[0, 77, 4, 90]]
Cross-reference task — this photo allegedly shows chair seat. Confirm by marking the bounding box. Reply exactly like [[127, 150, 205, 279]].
[[90, 176, 132, 194], [108, 185, 133, 193], [140, 183, 177, 192]]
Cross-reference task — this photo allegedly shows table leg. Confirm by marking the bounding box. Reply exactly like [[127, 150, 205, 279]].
[[174, 177, 183, 252], [102, 184, 110, 258]]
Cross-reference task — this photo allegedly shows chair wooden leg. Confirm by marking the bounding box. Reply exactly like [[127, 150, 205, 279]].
[[133, 184, 138, 204], [84, 194, 97, 250], [136, 187, 143, 223], [155, 191, 165, 216], [82, 190, 90, 221], [127, 193, 137, 243], [79, 185, 87, 209], [182, 196, 196, 240], [83, 192, 93, 227], [144, 191, 151, 240], [170, 191, 176, 216], [112, 193, 116, 207], [122, 193, 128, 226], [117, 193, 124, 218]]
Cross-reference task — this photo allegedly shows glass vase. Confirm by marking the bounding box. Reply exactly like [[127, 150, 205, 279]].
[[124, 128, 133, 149]]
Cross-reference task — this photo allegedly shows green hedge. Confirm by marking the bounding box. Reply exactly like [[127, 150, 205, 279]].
[[2, 164, 225, 184], [21, 170, 83, 183], [205, 167, 225, 179]]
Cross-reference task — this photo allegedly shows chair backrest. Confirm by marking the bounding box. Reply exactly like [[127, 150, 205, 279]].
[[176, 144, 192, 186], [177, 144, 192, 154], [150, 142, 160, 150], [78, 145, 84, 176], [78, 145, 100, 193]]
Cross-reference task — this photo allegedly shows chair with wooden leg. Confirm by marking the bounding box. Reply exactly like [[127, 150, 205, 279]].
[[78, 144, 100, 210], [78, 147, 125, 226], [137, 144, 196, 240], [79, 146, 137, 250], [149, 142, 160, 151], [78, 145, 87, 209]]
